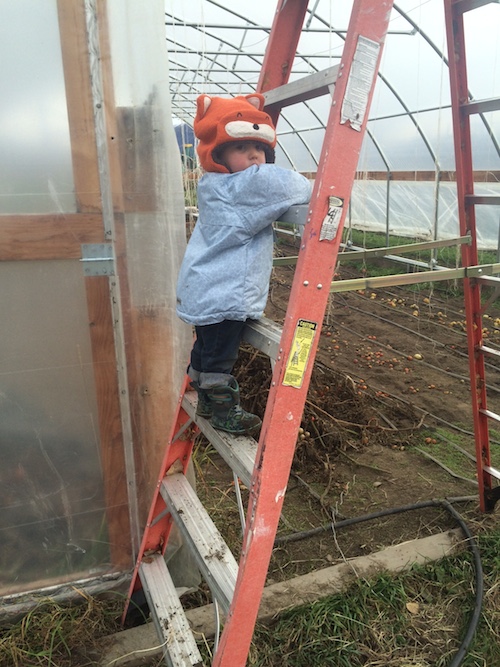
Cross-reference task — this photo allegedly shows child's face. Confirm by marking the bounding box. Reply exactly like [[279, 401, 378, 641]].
[[220, 141, 267, 173]]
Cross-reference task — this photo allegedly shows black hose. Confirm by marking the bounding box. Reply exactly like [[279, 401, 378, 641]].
[[440, 499, 483, 667], [274, 496, 484, 667]]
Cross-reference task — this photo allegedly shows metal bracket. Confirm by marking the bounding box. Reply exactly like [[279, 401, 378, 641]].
[[81, 243, 115, 277]]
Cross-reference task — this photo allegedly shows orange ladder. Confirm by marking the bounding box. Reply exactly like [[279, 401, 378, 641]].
[[444, 0, 500, 512], [122, 1, 393, 665]]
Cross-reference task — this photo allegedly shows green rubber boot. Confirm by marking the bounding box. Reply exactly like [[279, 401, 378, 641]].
[[208, 379, 261, 436], [189, 381, 213, 418]]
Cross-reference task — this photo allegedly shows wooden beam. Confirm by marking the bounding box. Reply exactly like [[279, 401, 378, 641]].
[[85, 275, 132, 569], [0, 214, 104, 261], [57, 0, 101, 213]]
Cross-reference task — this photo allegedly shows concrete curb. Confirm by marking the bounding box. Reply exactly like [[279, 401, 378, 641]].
[[99, 528, 462, 666]]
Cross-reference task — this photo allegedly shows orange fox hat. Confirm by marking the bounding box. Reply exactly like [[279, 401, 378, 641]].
[[194, 94, 277, 173]]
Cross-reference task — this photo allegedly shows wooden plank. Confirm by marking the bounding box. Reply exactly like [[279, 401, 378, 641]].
[[0, 214, 104, 261], [115, 107, 158, 212], [85, 275, 132, 569], [57, 0, 101, 213], [95, 0, 125, 213]]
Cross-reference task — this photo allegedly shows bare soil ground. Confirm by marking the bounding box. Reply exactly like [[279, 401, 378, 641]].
[[194, 248, 500, 589]]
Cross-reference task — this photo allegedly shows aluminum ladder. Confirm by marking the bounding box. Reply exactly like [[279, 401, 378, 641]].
[[444, 0, 500, 512], [122, 1, 393, 665]]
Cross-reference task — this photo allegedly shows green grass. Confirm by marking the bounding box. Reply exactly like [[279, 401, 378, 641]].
[[209, 530, 500, 667], [415, 429, 478, 483], [414, 427, 500, 486]]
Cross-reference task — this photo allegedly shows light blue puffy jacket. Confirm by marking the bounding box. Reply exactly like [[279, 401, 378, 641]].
[[176, 164, 312, 326]]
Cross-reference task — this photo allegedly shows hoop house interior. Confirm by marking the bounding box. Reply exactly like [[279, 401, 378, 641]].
[[167, 0, 500, 247]]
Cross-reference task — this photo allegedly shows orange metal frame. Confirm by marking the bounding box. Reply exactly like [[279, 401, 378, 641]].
[[121, 374, 197, 620], [444, 0, 493, 511], [213, 1, 394, 664]]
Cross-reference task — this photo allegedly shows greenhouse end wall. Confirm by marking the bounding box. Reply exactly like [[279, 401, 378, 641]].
[[0, 0, 192, 607]]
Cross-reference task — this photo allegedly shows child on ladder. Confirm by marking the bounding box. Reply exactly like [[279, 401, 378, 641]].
[[176, 93, 312, 436]]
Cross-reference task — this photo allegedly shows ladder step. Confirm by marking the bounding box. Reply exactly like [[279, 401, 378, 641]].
[[462, 96, 500, 115], [476, 275, 500, 287], [453, 0, 497, 13], [479, 408, 500, 423], [242, 316, 283, 361], [276, 203, 309, 226], [483, 464, 500, 481], [160, 472, 238, 614], [182, 392, 257, 487], [263, 64, 339, 111], [479, 344, 500, 360], [466, 194, 500, 206], [139, 556, 203, 667]]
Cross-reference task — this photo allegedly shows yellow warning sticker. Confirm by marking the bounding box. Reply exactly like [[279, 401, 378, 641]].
[[283, 319, 318, 388]]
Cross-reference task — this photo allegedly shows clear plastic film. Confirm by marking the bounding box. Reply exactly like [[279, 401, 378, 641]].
[[0, 0, 197, 602], [106, 0, 197, 590]]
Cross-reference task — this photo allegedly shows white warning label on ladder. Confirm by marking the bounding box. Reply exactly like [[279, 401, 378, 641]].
[[320, 196, 344, 241], [283, 319, 317, 389], [341, 35, 380, 132]]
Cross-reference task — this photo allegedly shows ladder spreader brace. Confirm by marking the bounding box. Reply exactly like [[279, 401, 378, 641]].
[[122, 1, 394, 664]]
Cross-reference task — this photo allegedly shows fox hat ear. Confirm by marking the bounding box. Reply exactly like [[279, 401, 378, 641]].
[[195, 94, 213, 120], [244, 94, 265, 111], [194, 94, 276, 173]]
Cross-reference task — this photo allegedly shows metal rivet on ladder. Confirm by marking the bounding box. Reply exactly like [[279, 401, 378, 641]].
[[317, 284, 323, 289], [303, 280, 309, 286]]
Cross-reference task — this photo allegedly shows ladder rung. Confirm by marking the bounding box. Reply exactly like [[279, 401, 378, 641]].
[[462, 97, 500, 115], [476, 275, 500, 287], [479, 408, 500, 423], [182, 392, 257, 487], [479, 344, 500, 360], [161, 473, 238, 614], [452, 0, 498, 13], [483, 465, 500, 481], [276, 204, 309, 226], [263, 65, 339, 110], [139, 556, 203, 667], [466, 194, 500, 206], [242, 316, 283, 360]]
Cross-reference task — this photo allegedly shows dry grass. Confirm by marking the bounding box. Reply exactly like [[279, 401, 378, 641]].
[[0, 591, 123, 667]]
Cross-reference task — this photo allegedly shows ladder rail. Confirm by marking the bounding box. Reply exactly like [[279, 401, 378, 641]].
[[122, 376, 196, 622], [256, 0, 311, 124], [444, 0, 496, 511]]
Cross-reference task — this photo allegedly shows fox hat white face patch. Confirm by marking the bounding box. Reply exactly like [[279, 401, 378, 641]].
[[224, 120, 276, 143]]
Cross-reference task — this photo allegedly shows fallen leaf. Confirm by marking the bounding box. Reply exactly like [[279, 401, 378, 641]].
[[406, 601, 420, 614]]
